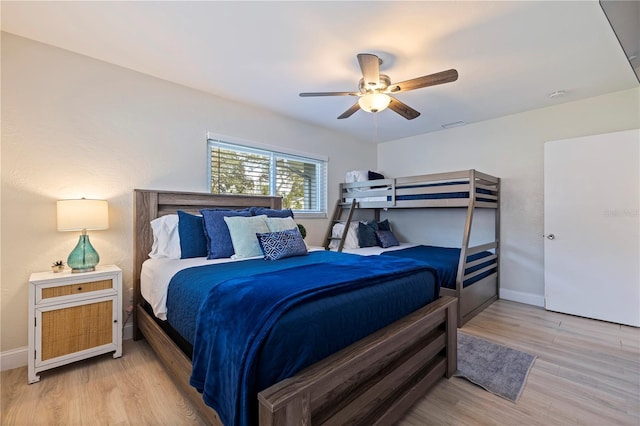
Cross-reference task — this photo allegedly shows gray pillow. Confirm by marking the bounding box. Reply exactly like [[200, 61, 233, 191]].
[[358, 221, 379, 248], [375, 229, 400, 248]]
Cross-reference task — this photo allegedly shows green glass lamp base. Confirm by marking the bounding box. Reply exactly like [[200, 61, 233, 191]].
[[71, 266, 96, 273], [67, 234, 100, 273]]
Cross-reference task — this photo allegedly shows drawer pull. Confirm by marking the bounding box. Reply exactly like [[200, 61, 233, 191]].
[[77, 287, 83, 291]]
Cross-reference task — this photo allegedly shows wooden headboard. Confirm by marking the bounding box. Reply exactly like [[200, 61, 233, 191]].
[[132, 189, 282, 338]]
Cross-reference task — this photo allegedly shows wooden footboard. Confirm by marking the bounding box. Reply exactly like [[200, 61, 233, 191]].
[[137, 296, 456, 426], [258, 296, 457, 426]]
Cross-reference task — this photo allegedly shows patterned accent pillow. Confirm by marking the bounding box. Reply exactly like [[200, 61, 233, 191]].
[[375, 230, 400, 248], [257, 229, 308, 260]]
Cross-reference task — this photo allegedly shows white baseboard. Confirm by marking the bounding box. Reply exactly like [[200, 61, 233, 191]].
[[1, 346, 28, 372], [1, 325, 134, 372], [500, 288, 545, 307], [123, 322, 133, 341]]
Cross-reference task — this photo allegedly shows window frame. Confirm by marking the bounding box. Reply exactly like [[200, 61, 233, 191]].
[[207, 134, 328, 218]]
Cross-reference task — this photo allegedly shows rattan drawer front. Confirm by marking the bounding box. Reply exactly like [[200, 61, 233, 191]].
[[40, 300, 113, 361], [41, 279, 112, 299]]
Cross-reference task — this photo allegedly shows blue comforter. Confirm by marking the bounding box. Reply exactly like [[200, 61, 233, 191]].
[[381, 245, 495, 289], [176, 251, 436, 426]]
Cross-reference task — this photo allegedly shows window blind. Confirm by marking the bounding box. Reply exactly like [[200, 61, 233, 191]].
[[208, 139, 327, 215]]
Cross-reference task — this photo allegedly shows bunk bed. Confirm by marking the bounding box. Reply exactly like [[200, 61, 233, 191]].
[[327, 169, 500, 326], [133, 189, 457, 426]]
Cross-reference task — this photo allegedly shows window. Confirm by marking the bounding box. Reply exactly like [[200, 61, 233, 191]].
[[208, 138, 327, 216]]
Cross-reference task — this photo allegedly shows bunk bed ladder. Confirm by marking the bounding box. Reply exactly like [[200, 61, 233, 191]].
[[323, 199, 357, 251], [455, 170, 477, 324]]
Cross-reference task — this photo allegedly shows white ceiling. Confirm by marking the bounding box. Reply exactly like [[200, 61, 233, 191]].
[[2, 1, 638, 144]]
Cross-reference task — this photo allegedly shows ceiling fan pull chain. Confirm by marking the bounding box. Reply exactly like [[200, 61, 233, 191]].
[[372, 113, 379, 143]]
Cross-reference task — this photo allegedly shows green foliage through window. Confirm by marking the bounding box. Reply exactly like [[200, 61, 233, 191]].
[[208, 139, 327, 214]]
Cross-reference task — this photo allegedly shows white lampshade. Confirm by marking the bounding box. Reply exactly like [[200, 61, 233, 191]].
[[358, 92, 391, 113], [57, 199, 109, 231]]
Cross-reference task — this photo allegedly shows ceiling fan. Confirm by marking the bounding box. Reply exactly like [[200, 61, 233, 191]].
[[300, 53, 458, 120]]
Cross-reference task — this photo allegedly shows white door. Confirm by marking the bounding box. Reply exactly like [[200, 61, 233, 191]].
[[544, 129, 640, 327]]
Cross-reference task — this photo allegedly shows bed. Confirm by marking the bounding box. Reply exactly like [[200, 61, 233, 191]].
[[330, 169, 500, 326], [133, 189, 458, 426]]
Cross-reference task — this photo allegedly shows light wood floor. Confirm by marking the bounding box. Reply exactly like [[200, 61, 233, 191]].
[[2, 300, 638, 425]]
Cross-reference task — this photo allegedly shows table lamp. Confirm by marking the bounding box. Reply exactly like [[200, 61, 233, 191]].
[[57, 198, 109, 273]]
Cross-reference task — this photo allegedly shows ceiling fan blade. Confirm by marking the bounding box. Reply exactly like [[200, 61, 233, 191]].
[[388, 97, 420, 120], [388, 69, 458, 93], [337, 102, 361, 119], [357, 53, 381, 88], [299, 91, 359, 97]]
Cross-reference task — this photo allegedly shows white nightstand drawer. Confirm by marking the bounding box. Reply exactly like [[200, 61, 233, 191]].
[[41, 279, 113, 299], [31, 265, 120, 305]]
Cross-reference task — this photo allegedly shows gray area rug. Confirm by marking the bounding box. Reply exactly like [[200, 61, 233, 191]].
[[455, 331, 536, 402]]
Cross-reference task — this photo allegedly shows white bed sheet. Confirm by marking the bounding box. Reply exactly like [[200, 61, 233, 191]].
[[141, 247, 325, 320], [338, 242, 418, 256], [344, 196, 388, 203]]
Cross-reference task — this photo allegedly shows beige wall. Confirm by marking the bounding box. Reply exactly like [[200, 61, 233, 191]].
[[378, 87, 640, 305], [0, 33, 376, 356]]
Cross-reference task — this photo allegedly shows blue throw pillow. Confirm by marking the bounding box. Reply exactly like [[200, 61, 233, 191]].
[[368, 171, 387, 188], [368, 170, 385, 180], [200, 209, 252, 259], [250, 207, 294, 218], [378, 219, 391, 231], [357, 221, 379, 248], [177, 211, 208, 259], [375, 229, 400, 248], [256, 229, 308, 260]]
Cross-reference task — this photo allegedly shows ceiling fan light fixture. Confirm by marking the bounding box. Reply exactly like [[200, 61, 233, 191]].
[[358, 92, 391, 113]]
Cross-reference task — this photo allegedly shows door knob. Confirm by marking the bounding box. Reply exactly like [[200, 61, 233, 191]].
[[545, 234, 555, 240]]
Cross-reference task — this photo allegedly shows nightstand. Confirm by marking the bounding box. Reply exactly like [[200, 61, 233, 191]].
[[28, 265, 122, 384]]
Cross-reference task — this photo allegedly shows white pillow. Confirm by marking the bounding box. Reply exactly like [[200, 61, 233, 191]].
[[345, 170, 371, 192], [345, 170, 369, 183], [265, 216, 298, 232], [149, 214, 181, 259], [224, 215, 270, 259], [328, 222, 359, 250]]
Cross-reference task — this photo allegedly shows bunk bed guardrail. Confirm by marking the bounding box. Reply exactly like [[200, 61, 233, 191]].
[[340, 169, 499, 209]]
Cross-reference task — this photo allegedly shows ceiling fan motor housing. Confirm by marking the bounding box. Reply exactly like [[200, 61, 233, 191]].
[[359, 75, 391, 94]]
